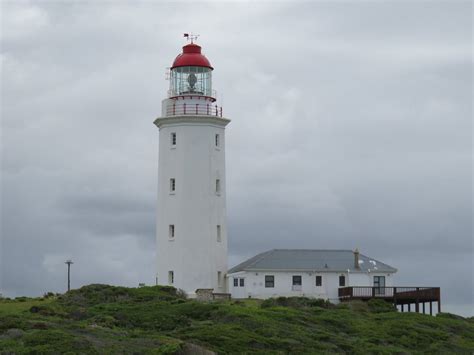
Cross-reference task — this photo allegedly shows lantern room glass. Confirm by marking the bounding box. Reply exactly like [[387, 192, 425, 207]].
[[170, 66, 212, 97]]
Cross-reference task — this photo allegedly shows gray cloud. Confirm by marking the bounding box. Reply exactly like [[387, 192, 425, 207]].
[[1, 1, 472, 315]]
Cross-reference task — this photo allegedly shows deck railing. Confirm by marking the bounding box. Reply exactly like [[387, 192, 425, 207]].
[[166, 102, 223, 117], [338, 286, 440, 301]]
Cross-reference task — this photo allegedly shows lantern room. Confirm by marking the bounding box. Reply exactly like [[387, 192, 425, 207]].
[[169, 43, 214, 98]]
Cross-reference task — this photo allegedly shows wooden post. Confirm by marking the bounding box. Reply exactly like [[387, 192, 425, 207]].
[[372, 287, 375, 298], [415, 288, 420, 313], [422, 302, 425, 314], [430, 301, 432, 316], [438, 300, 441, 314], [408, 304, 411, 312], [401, 304, 404, 312]]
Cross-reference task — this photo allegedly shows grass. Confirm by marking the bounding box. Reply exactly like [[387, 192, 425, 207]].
[[0, 298, 53, 316], [0, 284, 473, 354]]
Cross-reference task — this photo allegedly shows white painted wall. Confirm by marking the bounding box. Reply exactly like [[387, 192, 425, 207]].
[[227, 271, 394, 302], [155, 98, 230, 297]]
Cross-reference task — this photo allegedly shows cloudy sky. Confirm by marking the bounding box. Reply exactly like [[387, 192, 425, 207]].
[[1, 1, 472, 315]]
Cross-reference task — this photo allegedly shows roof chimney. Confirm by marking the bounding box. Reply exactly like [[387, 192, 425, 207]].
[[354, 248, 360, 269]]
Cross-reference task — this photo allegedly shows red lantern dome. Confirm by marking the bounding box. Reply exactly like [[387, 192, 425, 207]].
[[171, 43, 213, 70]]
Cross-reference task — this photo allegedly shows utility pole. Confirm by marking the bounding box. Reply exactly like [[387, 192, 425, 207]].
[[65, 260, 73, 292]]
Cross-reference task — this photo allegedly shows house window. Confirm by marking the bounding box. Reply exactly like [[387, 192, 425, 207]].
[[215, 134, 220, 147], [339, 275, 346, 287], [265, 275, 275, 288], [239, 278, 245, 287], [216, 225, 221, 242], [169, 225, 175, 239], [170, 178, 176, 192], [316, 275, 322, 286], [292, 275, 302, 286], [373, 276, 386, 295], [217, 271, 222, 288], [215, 179, 221, 194], [168, 271, 174, 285], [292, 275, 302, 291], [171, 132, 176, 146], [233, 278, 238, 287]]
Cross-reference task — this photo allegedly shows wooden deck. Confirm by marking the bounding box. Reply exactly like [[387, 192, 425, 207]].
[[338, 286, 441, 315]]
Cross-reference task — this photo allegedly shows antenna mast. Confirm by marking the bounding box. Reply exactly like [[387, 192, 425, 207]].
[[65, 260, 74, 292]]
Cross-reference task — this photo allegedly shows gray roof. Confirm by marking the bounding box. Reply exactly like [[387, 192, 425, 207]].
[[228, 249, 397, 274]]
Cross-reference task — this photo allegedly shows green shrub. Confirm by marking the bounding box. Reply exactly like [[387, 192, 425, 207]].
[[261, 297, 333, 309], [0, 315, 28, 331], [23, 329, 95, 352], [338, 300, 369, 312], [3, 284, 473, 354], [436, 312, 465, 321], [367, 299, 396, 313]]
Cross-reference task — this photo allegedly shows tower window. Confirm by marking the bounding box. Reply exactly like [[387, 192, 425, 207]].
[[316, 275, 322, 286], [215, 134, 220, 147], [216, 225, 221, 242], [215, 179, 220, 194], [171, 132, 176, 146], [168, 271, 174, 285], [170, 178, 176, 192], [169, 225, 175, 239]]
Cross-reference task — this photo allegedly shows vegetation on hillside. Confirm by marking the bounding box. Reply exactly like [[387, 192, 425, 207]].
[[1, 284, 473, 354]]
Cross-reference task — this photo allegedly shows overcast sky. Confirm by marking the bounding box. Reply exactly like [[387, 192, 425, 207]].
[[1, 1, 472, 316]]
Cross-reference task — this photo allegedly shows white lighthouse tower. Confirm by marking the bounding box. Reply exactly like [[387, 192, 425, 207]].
[[154, 37, 230, 296]]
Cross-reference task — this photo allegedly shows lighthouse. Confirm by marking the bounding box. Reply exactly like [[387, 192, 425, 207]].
[[154, 37, 230, 296]]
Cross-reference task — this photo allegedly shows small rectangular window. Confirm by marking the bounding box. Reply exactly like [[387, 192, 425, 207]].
[[339, 275, 346, 287], [171, 132, 176, 146], [265, 275, 274, 288], [292, 275, 302, 286], [170, 178, 176, 192], [233, 278, 238, 287], [216, 179, 221, 194], [216, 225, 221, 242], [169, 225, 175, 239], [215, 134, 220, 147], [239, 278, 245, 287], [217, 271, 222, 287], [168, 271, 174, 285], [316, 275, 322, 286]]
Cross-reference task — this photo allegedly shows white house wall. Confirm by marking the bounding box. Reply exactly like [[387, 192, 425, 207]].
[[227, 271, 394, 302]]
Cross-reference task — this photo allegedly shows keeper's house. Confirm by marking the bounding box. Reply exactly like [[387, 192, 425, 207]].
[[227, 249, 396, 302]]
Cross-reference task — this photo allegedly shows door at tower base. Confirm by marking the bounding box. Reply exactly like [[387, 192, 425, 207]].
[[154, 39, 230, 298]]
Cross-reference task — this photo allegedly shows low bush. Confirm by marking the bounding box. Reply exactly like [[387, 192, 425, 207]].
[[367, 299, 397, 313], [261, 297, 333, 309]]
